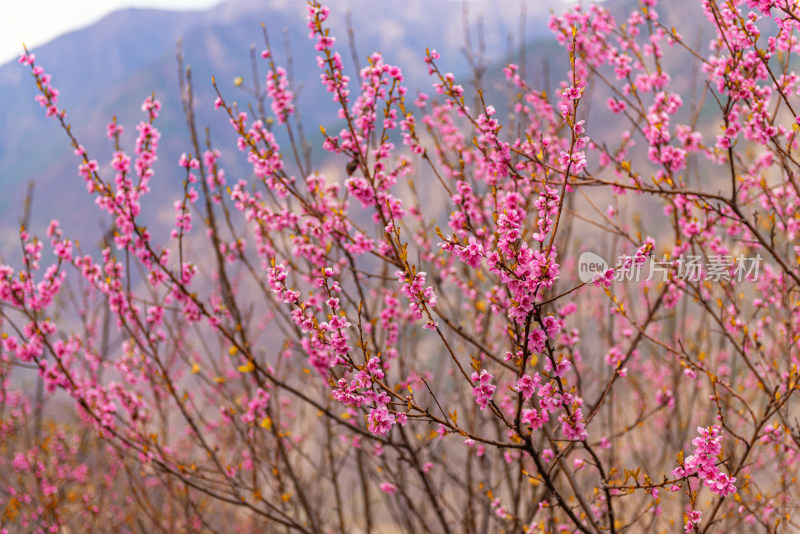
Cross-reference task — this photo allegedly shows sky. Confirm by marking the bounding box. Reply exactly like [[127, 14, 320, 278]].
[[1, 0, 584, 65], [1, 0, 221, 65]]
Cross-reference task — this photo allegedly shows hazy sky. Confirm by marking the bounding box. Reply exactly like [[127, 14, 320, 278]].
[[1, 0, 220, 65]]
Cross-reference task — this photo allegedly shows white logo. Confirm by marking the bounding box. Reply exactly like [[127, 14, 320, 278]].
[[577, 252, 609, 283]]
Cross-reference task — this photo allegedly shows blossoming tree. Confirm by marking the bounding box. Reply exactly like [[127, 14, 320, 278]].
[[3, 0, 800, 532]]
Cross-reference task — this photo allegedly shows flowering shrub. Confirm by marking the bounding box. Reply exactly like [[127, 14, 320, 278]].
[[4, 0, 800, 532]]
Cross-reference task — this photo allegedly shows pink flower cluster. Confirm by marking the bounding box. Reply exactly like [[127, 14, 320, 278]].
[[672, 426, 737, 498], [265, 66, 295, 124], [471, 369, 496, 410]]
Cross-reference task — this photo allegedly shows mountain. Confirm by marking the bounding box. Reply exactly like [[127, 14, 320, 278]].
[[0, 0, 711, 259], [0, 0, 566, 255]]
